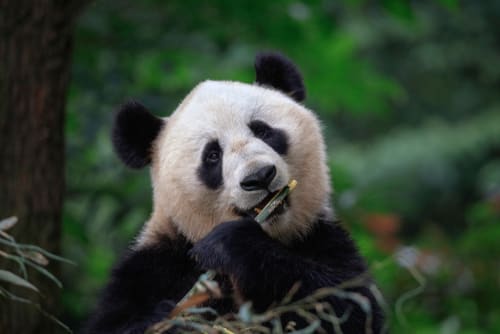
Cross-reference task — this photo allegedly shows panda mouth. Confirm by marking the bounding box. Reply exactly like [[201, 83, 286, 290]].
[[234, 190, 290, 221]]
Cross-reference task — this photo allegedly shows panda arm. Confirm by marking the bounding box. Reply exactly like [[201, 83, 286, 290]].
[[191, 217, 383, 333], [84, 237, 199, 334]]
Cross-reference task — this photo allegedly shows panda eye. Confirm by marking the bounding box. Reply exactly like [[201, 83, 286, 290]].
[[254, 127, 270, 139], [249, 120, 289, 155], [201, 140, 222, 166], [249, 120, 272, 140], [199, 140, 223, 189], [206, 150, 221, 164]]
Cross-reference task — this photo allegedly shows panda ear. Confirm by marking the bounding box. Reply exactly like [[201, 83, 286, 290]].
[[112, 101, 165, 169], [254, 52, 306, 102]]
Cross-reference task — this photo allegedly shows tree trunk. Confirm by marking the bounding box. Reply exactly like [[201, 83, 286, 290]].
[[0, 1, 86, 332]]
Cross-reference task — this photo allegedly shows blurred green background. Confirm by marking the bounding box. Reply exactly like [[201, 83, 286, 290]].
[[63, 0, 500, 332]]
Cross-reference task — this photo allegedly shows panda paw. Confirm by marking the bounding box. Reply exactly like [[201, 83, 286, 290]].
[[189, 217, 264, 272]]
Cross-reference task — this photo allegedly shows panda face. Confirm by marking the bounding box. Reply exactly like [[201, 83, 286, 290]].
[[148, 81, 331, 243]]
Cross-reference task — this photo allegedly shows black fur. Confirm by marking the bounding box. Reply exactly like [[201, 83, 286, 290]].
[[255, 52, 306, 102], [85, 218, 383, 333], [83, 236, 204, 334], [249, 120, 289, 155], [112, 101, 164, 169], [197, 140, 223, 189]]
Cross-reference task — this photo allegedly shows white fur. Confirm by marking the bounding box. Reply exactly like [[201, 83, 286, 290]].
[[137, 80, 332, 246]]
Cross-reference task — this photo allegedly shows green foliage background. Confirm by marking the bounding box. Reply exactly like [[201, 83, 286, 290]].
[[63, 0, 500, 332]]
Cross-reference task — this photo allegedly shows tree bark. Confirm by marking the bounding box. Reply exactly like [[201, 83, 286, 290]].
[[0, 1, 87, 332]]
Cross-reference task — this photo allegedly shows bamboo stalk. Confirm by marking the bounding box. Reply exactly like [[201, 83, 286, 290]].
[[255, 180, 297, 223]]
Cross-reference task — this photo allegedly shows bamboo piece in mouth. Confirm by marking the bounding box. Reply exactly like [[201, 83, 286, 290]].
[[254, 179, 297, 224]]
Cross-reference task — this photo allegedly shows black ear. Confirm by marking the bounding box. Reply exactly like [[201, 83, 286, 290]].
[[254, 52, 306, 102], [112, 101, 164, 169]]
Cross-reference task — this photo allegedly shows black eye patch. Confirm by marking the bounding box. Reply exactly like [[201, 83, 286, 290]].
[[249, 120, 289, 155], [198, 140, 223, 189]]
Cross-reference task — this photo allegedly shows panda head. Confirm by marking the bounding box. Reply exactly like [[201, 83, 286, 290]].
[[113, 52, 332, 246]]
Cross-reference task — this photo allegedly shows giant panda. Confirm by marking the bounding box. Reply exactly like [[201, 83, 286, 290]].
[[85, 52, 384, 333]]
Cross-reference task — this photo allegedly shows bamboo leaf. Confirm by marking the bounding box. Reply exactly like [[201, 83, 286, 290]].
[[0, 216, 17, 231], [0, 269, 39, 292], [0, 286, 71, 333], [288, 320, 321, 334], [17, 244, 75, 265], [25, 261, 63, 288], [22, 251, 49, 266], [0, 238, 75, 265]]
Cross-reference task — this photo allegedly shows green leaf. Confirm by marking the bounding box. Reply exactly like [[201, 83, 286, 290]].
[[437, 0, 459, 11], [382, 0, 414, 21], [0, 270, 39, 292]]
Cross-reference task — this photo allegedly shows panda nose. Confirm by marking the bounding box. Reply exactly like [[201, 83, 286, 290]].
[[240, 165, 277, 191]]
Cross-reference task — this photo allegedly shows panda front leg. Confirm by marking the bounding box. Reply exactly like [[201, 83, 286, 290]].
[[190, 217, 383, 333]]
